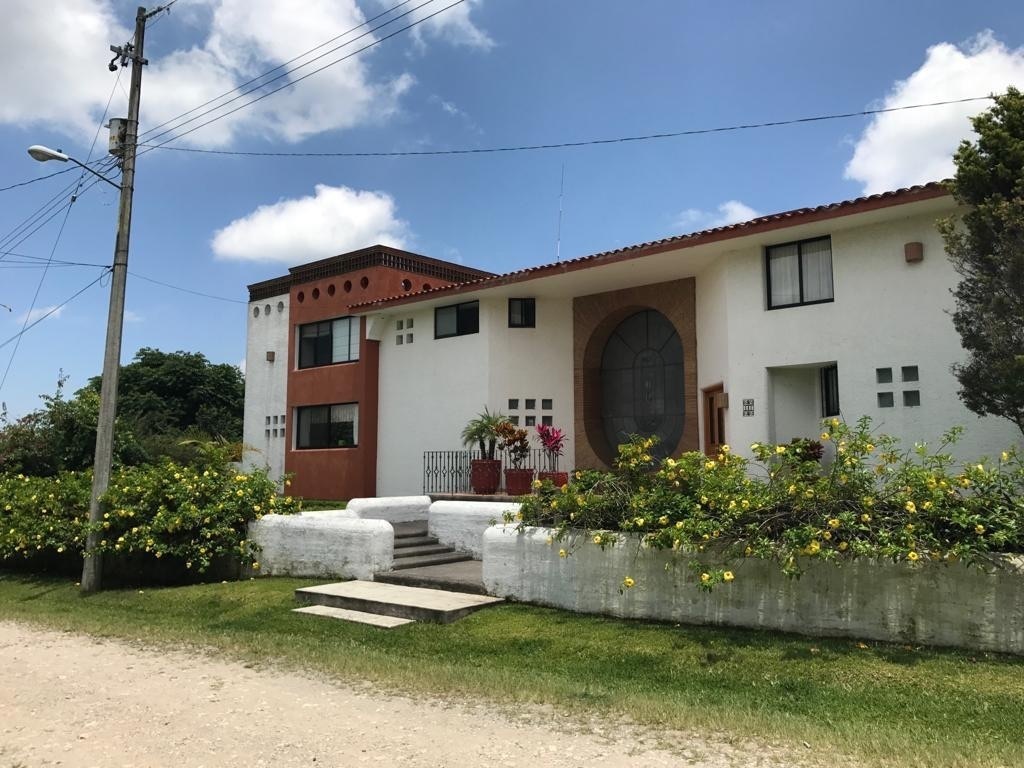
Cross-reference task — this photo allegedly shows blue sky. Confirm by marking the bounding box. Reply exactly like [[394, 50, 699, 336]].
[[0, 0, 1021, 418]]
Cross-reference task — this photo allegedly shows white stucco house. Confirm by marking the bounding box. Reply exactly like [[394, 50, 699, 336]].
[[242, 182, 1021, 499]]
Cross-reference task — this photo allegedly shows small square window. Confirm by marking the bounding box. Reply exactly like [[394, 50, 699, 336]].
[[877, 392, 894, 408], [396, 335, 404, 345], [508, 298, 536, 328], [525, 415, 536, 427], [525, 398, 536, 410], [406, 333, 413, 344], [406, 318, 414, 329], [508, 415, 520, 426], [265, 429, 271, 437], [508, 398, 519, 410], [541, 398, 553, 410], [265, 416, 271, 425], [281, 415, 286, 424], [541, 415, 553, 426], [903, 390, 921, 407], [272, 429, 278, 437], [876, 368, 893, 384], [273, 415, 278, 424], [820, 365, 840, 418], [901, 366, 919, 382], [397, 319, 404, 331]]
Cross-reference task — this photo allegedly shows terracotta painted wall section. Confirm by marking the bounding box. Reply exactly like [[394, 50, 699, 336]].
[[285, 266, 440, 501], [573, 278, 699, 469]]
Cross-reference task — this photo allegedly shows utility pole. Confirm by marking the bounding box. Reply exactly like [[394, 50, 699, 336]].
[[80, 6, 150, 593]]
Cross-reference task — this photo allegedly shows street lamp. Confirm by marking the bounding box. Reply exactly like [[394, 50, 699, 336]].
[[27, 145, 121, 190]]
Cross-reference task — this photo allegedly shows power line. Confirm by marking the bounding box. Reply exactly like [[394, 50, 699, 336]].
[[0, 167, 79, 193], [135, 0, 418, 145], [128, 270, 247, 304], [138, 0, 468, 152], [141, 95, 1000, 160], [0, 270, 110, 353]]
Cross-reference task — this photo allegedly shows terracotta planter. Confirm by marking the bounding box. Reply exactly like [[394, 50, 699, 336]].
[[537, 471, 569, 488], [469, 459, 502, 495], [504, 468, 536, 497]]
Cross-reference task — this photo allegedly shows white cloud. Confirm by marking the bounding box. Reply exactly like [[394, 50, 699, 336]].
[[211, 183, 409, 263], [673, 200, 761, 232], [17, 306, 63, 325], [0, 0, 486, 150], [845, 31, 1024, 194], [402, 0, 493, 50], [123, 309, 143, 323]]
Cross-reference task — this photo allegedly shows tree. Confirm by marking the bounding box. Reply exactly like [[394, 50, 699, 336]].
[[84, 347, 244, 441], [939, 87, 1024, 436]]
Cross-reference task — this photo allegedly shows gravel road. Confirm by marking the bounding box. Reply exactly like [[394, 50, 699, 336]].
[[0, 621, 805, 768]]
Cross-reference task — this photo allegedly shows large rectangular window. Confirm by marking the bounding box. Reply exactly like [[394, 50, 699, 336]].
[[295, 403, 358, 449], [434, 300, 479, 339], [766, 236, 834, 309], [298, 317, 360, 369]]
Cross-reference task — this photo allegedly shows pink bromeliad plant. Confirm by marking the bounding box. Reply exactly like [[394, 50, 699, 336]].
[[536, 424, 567, 472]]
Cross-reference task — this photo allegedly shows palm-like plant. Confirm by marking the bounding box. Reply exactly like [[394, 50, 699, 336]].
[[461, 407, 506, 460]]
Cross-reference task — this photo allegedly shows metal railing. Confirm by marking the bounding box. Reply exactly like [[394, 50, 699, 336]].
[[423, 448, 550, 494]]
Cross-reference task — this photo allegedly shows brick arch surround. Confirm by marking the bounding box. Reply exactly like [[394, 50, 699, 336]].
[[573, 278, 698, 468]]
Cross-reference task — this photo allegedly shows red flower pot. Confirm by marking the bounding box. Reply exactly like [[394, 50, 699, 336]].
[[503, 468, 536, 497], [469, 459, 501, 495], [537, 471, 569, 488]]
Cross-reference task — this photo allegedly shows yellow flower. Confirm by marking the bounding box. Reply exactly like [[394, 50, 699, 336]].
[[775, 445, 787, 454], [236, 490, 244, 497], [960, 477, 971, 487], [704, 460, 716, 470], [750, 442, 760, 451], [700, 573, 711, 584], [252, 561, 260, 570], [865, 443, 875, 452], [532, 479, 542, 489], [820, 432, 830, 441], [675, 521, 683, 529], [700, 495, 709, 504], [830, 418, 840, 427], [622, 576, 635, 589], [1001, 451, 1010, 462], [721, 444, 731, 453], [558, 548, 567, 558], [838, 541, 848, 552], [975, 524, 986, 534], [861, 513, 871, 523], [723, 571, 735, 582], [907, 551, 919, 562], [593, 534, 602, 545], [905, 523, 915, 532], [744, 546, 753, 556], [823, 531, 832, 540], [575, 495, 586, 506], [788, 484, 797, 495], [741, 499, 750, 509], [922, 501, 933, 510], [634, 516, 645, 527], [658, 515, 669, 526], [904, 501, 916, 513]]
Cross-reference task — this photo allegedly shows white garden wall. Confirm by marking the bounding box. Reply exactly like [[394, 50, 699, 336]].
[[347, 495, 431, 522], [482, 526, 1024, 655], [428, 500, 520, 557], [248, 515, 392, 579]]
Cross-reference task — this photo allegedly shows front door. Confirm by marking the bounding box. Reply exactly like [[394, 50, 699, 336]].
[[702, 385, 728, 456]]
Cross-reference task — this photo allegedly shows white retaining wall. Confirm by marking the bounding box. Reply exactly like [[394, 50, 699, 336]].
[[248, 515, 393, 579], [428, 500, 520, 558], [347, 496, 431, 523], [482, 526, 1024, 655]]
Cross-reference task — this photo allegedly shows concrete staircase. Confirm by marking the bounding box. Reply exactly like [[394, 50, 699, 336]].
[[388, 520, 474, 570]]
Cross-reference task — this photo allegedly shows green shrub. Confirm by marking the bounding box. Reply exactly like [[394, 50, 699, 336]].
[[514, 417, 1024, 589], [0, 460, 299, 576]]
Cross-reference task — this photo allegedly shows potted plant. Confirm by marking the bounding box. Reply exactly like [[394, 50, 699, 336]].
[[461, 407, 505, 494], [536, 423, 568, 488], [496, 421, 534, 496]]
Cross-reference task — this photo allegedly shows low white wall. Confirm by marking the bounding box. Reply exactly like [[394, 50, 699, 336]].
[[300, 509, 356, 518], [428, 500, 520, 558], [249, 515, 393, 579], [482, 526, 1024, 655], [347, 496, 431, 523]]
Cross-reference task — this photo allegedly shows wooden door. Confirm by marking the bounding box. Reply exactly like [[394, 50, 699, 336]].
[[702, 385, 728, 456]]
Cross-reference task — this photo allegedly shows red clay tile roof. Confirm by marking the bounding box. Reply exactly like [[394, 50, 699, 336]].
[[349, 182, 950, 312]]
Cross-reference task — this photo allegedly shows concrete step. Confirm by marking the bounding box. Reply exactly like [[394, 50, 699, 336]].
[[295, 580, 502, 623], [393, 543, 453, 558], [375, 560, 487, 596], [393, 521, 428, 539], [394, 535, 440, 549], [390, 551, 474, 570], [292, 604, 415, 628]]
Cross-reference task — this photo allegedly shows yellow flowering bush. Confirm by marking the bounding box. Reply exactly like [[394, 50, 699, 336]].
[[513, 418, 1023, 589], [0, 458, 298, 576]]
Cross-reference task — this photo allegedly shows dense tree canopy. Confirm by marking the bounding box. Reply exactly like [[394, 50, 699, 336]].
[[940, 87, 1024, 435]]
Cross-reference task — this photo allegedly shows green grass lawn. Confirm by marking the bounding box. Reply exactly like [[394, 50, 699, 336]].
[[1, 573, 1021, 768]]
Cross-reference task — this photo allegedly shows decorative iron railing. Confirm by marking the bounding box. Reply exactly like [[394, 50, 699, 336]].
[[422, 448, 550, 494]]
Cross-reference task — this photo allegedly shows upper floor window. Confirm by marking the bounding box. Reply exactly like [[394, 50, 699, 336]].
[[508, 298, 536, 328], [766, 236, 833, 309], [435, 300, 479, 339], [298, 317, 359, 369]]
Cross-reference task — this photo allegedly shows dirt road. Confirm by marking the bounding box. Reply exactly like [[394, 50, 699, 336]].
[[0, 621, 800, 767]]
